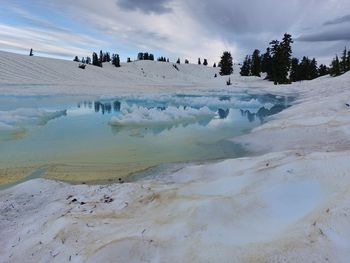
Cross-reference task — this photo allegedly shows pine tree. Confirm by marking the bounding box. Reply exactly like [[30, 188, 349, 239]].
[[290, 58, 300, 82], [127, 57, 131, 63], [149, 54, 154, 61], [299, 56, 311, 80], [106, 52, 111, 63], [279, 33, 293, 83], [112, 54, 120, 67], [81, 57, 85, 64], [341, 47, 347, 73], [143, 52, 149, 60], [261, 48, 272, 79], [347, 50, 350, 72], [138, 53, 144, 60], [219, 51, 233, 76], [73, 56, 80, 62], [177, 58, 181, 64], [240, 55, 251, 76], [213, 63, 216, 67], [29, 48, 34, 56], [251, 49, 261, 77], [310, 58, 318, 79], [330, 55, 341, 76], [198, 58, 201, 65], [203, 59, 208, 66], [167, 58, 169, 63], [269, 40, 282, 83], [86, 57, 91, 64], [99, 50, 103, 65], [185, 59, 189, 64], [318, 64, 329, 76], [92, 52, 101, 67]]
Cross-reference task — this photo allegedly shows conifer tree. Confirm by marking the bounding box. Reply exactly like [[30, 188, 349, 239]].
[[73, 56, 80, 62], [347, 50, 350, 71], [127, 57, 132, 63], [92, 52, 102, 67], [269, 40, 282, 83], [318, 64, 329, 76], [330, 55, 341, 76], [81, 57, 85, 64], [138, 53, 144, 60], [149, 54, 154, 61], [198, 58, 201, 65], [185, 59, 189, 64], [290, 58, 300, 82], [177, 58, 181, 64], [251, 49, 261, 77], [219, 51, 233, 76], [106, 52, 111, 63], [213, 62, 217, 67], [112, 54, 121, 67], [29, 48, 34, 56], [86, 57, 91, 64], [203, 59, 208, 66], [240, 55, 251, 76], [340, 47, 347, 73], [99, 50, 103, 64], [261, 48, 272, 79], [310, 58, 318, 79]]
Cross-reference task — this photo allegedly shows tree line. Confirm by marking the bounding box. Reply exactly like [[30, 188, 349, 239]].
[[240, 33, 350, 84], [329, 47, 350, 77]]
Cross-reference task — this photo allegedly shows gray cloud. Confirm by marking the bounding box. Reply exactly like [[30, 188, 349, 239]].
[[117, 0, 173, 14], [2, 0, 350, 63], [298, 27, 350, 42], [324, 14, 350, 26]]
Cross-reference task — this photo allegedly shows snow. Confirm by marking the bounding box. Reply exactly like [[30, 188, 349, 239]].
[[1, 51, 350, 262]]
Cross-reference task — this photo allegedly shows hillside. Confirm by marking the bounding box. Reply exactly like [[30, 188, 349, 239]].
[[0, 51, 227, 95]]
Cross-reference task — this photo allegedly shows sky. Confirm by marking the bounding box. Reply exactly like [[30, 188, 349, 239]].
[[1, 0, 349, 65]]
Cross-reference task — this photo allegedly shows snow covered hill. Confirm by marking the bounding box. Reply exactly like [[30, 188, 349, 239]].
[[0, 51, 225, 95]]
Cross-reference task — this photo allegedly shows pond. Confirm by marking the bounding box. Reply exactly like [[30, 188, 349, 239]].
[[0, 91, 294, 187]]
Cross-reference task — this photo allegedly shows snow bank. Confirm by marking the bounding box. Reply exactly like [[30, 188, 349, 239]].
[[109, 105, 215, 127], [1, 150, 350, 263]]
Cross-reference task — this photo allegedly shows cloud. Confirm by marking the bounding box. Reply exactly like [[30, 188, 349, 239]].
[[298, 24, 350, 42], [0, 24, 107, 58], [1, 0, 350, 63], [324, 14, 350, 26], [116, 0, 173, 14]]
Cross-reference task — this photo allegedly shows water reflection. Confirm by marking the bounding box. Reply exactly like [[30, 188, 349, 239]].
[[240, 104, 290, 123], [218, 108, 230, 119], [77, 100, 121, 115]]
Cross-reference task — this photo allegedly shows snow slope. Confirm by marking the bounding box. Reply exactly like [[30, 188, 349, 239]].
[[0, 51, 223, 96], [1, 51, 350, 262]]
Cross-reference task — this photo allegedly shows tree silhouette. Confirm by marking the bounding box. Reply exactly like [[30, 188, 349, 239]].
[[251, 49, 261, 77], [219, 51, 233, 76]]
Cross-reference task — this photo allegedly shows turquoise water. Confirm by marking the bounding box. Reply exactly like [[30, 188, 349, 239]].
[[0, 92, 293, 185]]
